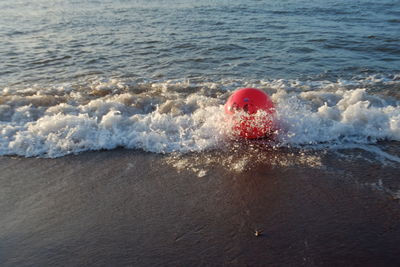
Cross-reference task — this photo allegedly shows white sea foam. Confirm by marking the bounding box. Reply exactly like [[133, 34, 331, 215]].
[[0, 75, 399, 158], [274, 88, 400, 146]]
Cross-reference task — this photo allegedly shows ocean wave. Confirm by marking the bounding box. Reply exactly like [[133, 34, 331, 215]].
[[1, 74, 399, 158]]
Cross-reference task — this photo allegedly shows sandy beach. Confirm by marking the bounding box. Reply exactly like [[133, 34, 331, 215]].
[[1, 147, 399, 266]]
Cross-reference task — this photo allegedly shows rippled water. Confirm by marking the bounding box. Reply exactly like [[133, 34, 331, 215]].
[[1, 0, 400, 86], [0, 0, 400, 159]]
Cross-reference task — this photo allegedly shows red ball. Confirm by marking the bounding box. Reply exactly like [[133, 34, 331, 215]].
[[224, 88, 275, 139]]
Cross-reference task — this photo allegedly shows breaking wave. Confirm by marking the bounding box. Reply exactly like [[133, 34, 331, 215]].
[[1, 74, 399, 158]]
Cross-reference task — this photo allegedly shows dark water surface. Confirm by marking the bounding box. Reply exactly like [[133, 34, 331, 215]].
[[1, 0, 400, 86], [1, 149, 400, 266]]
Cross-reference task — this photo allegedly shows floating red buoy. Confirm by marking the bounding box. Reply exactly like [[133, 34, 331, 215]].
[[224, 88, 275, 139]]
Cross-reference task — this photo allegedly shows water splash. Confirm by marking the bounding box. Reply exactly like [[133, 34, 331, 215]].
[[0, 75, 399, 158]]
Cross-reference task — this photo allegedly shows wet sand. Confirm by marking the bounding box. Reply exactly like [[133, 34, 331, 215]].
[[1, 149, 400, 266]]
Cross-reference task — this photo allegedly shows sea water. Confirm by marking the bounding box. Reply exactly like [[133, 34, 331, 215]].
[[2, 2, 400, 265], [1, 0, 400, 160]]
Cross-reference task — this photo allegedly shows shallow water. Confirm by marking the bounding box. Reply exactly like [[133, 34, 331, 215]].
[[1, 148, 400, 266]]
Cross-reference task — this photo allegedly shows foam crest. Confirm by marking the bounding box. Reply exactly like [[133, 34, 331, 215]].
[[0, 75, 399, 158], [3, 104, 227, 157], [274, 88, 400, 146]]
